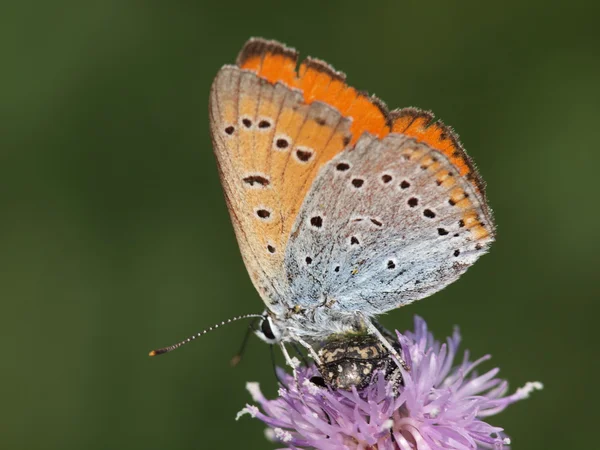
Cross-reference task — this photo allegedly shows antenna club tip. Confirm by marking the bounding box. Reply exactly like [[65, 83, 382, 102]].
[[149, 350, 157, 357]]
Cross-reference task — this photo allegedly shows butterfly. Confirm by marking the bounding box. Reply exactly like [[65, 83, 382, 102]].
[[152, 38, 494, 375]]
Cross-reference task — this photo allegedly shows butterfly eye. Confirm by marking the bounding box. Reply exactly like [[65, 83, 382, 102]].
[[261, 318, 275, 340], [254, 312, 283, 344]]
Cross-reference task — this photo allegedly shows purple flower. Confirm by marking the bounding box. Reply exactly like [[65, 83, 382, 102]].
[[237, 316, 542, 450]]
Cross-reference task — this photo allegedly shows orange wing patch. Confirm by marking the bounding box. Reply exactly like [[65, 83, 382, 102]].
[[238, 39, 390, 143], [236, 38, 487, 202], [390, 108, 486, 196], [236, 38, 298, 87]]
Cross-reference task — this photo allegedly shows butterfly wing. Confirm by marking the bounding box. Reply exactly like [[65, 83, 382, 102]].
[[210, 37, 494, 318], [209, 40, 355, 310], [284, 115, 494, 314]]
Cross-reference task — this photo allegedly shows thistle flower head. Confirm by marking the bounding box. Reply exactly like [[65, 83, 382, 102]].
[[237, 316, 542, 450]]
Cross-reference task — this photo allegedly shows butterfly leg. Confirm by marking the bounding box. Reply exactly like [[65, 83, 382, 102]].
[[279, 341, 302, 389], [359, 313, 409, 371], [291, 343, 310, 366], [279, 341, 301, 370], [279, 341, 314, 402], [269, 344, 288, 385], [290, 334, 323, 366]]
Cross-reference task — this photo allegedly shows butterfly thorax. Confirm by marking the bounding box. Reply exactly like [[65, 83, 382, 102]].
[[270, 305, 365, 342]]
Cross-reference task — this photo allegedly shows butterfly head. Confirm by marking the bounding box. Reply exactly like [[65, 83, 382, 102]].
[[254, 312, 284, 344]]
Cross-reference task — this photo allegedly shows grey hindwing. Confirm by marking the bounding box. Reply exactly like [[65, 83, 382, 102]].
[[283, 133, 493, 315]]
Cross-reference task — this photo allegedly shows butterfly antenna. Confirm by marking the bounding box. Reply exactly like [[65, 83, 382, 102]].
[[149, 313, 264, 356]]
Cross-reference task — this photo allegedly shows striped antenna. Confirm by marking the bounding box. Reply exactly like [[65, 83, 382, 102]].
[[149, 313, 264, 356]]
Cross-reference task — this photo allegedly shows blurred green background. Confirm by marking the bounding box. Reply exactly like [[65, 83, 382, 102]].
[[1, 1, 598, 449]]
